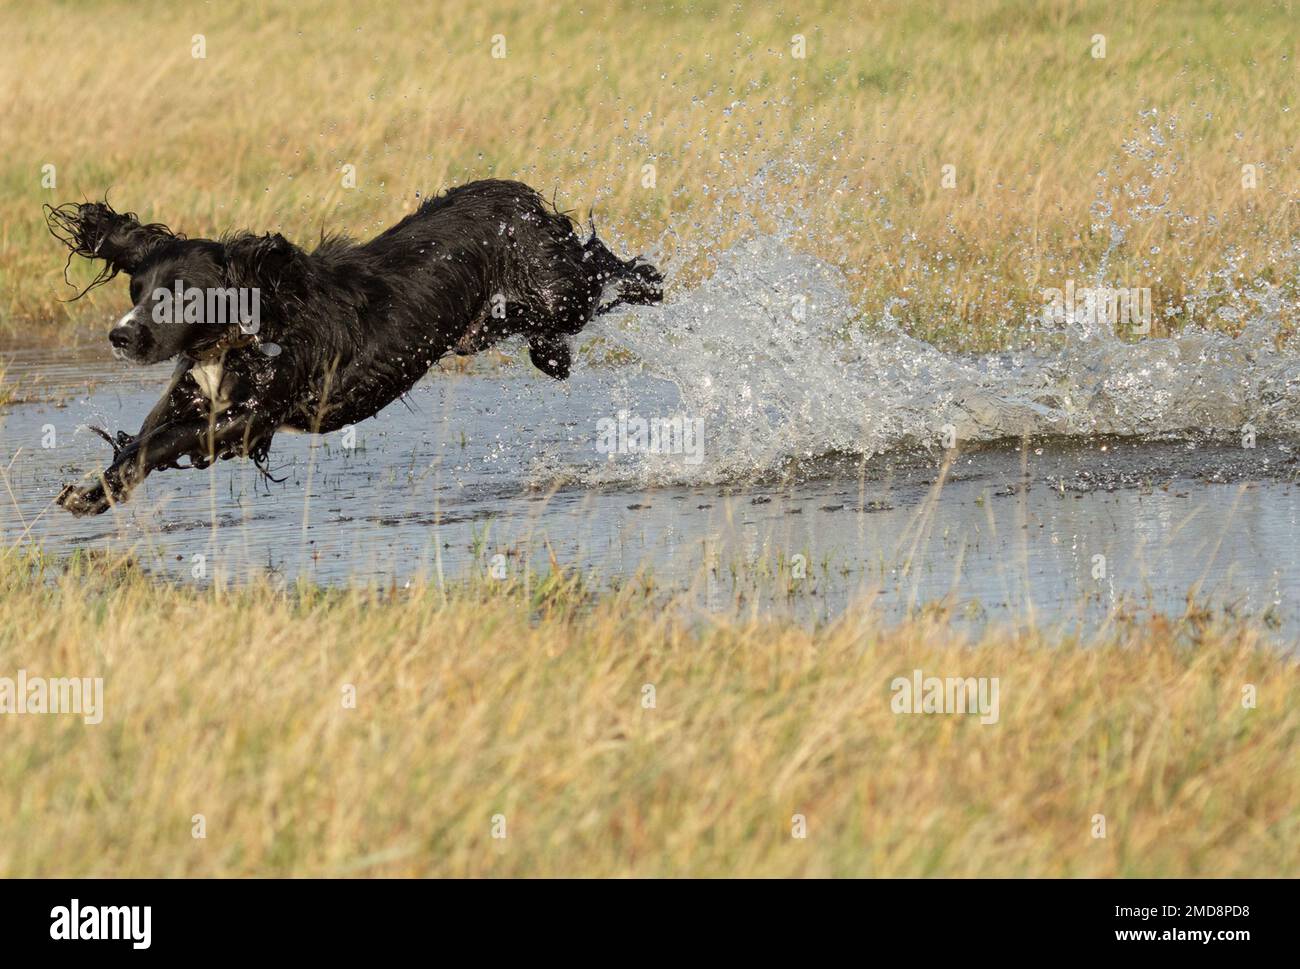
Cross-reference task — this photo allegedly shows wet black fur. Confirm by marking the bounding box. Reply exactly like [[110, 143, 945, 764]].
[[45, 180, 663, 516]]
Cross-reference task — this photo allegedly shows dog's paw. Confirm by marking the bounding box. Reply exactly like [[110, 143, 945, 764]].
[[56, 481, 116, 517], [528, 339, 571, 380], [87, 426, 137, 458]]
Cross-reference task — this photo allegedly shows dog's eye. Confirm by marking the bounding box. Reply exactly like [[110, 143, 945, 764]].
[[129, 279, 142, 304]]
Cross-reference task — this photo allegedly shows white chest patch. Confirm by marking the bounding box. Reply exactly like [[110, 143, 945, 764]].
[[190, 361, 229, 406]]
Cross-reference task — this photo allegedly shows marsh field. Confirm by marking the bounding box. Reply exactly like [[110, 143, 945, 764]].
[[1, 0, 1298, 877]]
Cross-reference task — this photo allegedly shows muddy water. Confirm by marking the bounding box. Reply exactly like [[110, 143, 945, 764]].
[[2, 344, 1297, 639]]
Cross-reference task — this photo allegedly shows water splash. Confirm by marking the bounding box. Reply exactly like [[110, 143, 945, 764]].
[[567, 231, 1299, 486], [532, 101, 1300, 487]]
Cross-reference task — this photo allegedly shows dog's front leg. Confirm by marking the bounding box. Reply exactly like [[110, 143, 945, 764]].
[[76, 361, 198, 474], [57, 408, 275, 516], [57, 367, 204, 515], [137, 360, 196, 438]]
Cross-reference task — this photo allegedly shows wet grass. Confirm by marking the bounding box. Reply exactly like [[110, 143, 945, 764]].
[[0, 548, 1297, 877], [0, 0, 1295, 350]]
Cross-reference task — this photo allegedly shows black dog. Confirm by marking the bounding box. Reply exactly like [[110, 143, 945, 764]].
[[46, 180, 662, 516]]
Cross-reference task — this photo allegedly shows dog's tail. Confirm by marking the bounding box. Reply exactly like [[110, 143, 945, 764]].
[[583, 220, 663, 315]]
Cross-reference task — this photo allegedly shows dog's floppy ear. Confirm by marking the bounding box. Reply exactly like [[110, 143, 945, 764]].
[[223, 232, 306, 299], [45, 201, 177, 277]]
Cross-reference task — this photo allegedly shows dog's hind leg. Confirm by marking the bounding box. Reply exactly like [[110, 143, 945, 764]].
[[526, 333, 572, 380], [453, 296, 576, 379], [452, 305, 495, 356], [515, 300, 581, 379], [584, 234, 664, 315]]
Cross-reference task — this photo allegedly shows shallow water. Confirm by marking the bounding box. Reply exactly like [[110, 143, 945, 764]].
[[3, 339, 1298, 639], [5, 227, 1300, 636]]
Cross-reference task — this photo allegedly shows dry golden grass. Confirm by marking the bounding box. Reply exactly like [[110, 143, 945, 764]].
[[0, 551, 1296, 877], [0, 0, 1294, 348], [2, 0, 1296, 880]]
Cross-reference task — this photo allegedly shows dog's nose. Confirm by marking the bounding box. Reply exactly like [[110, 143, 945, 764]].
[[109, 327, 134, 350]]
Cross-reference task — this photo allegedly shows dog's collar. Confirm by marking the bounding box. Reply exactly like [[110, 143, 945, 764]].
[[191, 330, 259, 362]]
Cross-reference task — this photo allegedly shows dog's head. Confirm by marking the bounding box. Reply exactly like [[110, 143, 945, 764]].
[[47, 201, 304, 364]]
